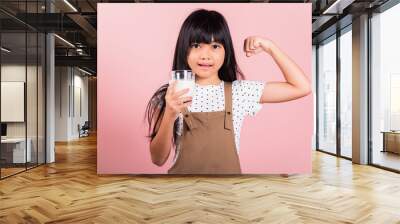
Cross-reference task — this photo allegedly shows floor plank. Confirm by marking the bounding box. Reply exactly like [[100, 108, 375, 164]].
[[1, 134, 400, 223]]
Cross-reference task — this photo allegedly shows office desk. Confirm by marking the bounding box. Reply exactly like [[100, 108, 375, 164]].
[[381, 131, 400, 154], [1, 138, 32, 164]]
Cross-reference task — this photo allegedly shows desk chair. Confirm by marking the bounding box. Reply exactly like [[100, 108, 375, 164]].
[[78, 121, 90, 138]]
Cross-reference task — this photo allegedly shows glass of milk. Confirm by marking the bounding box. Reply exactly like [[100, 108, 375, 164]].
[[170, 70, 196, 99]]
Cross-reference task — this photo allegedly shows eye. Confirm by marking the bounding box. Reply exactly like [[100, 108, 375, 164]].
[[191, 43, 200, 48], [212, 44, 221, 49]]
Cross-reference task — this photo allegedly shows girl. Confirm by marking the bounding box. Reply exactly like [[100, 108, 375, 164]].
[[145, 9, 311, 174]]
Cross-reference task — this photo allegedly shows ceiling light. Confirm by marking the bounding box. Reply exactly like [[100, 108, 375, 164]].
[[78, 67, 93, 76], [63, 0, 78, 12], [322, 0, 354, 15], [1, 47, 11, 53], [54, 34, 75, 48]]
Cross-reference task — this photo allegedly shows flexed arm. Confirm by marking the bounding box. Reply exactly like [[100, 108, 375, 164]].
[[244, 36, 311, 103]]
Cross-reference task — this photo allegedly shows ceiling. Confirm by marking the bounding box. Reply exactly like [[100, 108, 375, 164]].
[[0, 0, 392, 75]]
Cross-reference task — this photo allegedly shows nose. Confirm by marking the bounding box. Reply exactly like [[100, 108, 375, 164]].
[[199, 46, 212, 60]]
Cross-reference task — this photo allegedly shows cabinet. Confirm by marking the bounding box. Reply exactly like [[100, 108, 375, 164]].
[[382, 131, 400, 154]]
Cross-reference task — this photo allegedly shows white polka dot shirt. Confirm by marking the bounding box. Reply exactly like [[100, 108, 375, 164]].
[[176, 80, 265, 153]]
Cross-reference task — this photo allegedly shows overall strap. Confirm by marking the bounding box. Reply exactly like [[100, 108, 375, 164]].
[[182, 107, 197, 130], [224, 82, 233, 130]]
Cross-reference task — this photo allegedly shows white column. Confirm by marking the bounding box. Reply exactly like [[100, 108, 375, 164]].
[[46, 0, 55, 163], [46, 33, 55, 163], [352, 14, 369, 164]]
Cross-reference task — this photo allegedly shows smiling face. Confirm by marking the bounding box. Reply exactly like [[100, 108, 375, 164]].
[[186, 39, 225, 82]]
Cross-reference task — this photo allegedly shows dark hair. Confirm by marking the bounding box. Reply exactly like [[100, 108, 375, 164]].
[[145, 9, 244, 145]]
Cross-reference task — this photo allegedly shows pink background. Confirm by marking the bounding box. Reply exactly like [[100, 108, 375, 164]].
[[97, 3, 313, 174]]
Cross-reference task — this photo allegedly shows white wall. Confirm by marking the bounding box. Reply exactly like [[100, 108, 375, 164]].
[[1, 66, 26, 130], [55, 66, 70, 141], [70, 72, 89, 138], [1, 65, 40, 137], [1, 63, 46, 164], [55, 67, 89, 141]]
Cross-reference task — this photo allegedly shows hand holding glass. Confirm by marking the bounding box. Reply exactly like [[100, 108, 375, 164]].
[[170, 70, 195, 101]]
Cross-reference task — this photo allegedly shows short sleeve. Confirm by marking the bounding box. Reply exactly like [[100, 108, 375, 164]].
[[232, 80, 265, 116]]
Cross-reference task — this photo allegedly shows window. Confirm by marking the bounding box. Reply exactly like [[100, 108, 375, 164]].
[[370, 2, 400, 171], [317, 35, 337, 154], [339, 27, 352, 158]]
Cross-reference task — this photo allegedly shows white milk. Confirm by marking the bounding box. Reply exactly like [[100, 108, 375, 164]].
[[174, 80, 195, 98]]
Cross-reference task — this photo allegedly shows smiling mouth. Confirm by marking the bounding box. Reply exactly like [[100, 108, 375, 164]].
[[198, 63, 213, 68]]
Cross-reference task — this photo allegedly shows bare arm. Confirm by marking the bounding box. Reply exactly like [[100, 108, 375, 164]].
[[150, 82, 192, 166], [244, 36, 312, 103], [149, 111, 176, 166]]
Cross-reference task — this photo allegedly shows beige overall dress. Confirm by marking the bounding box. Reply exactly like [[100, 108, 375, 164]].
[[168, 82, 242, 174]]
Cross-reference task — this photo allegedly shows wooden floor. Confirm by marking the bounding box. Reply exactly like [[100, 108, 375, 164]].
[[1, 134, 400, 223], [1, 167, 26, 178], [373, 150, 400, 171], [1, 162, 46, 178]]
